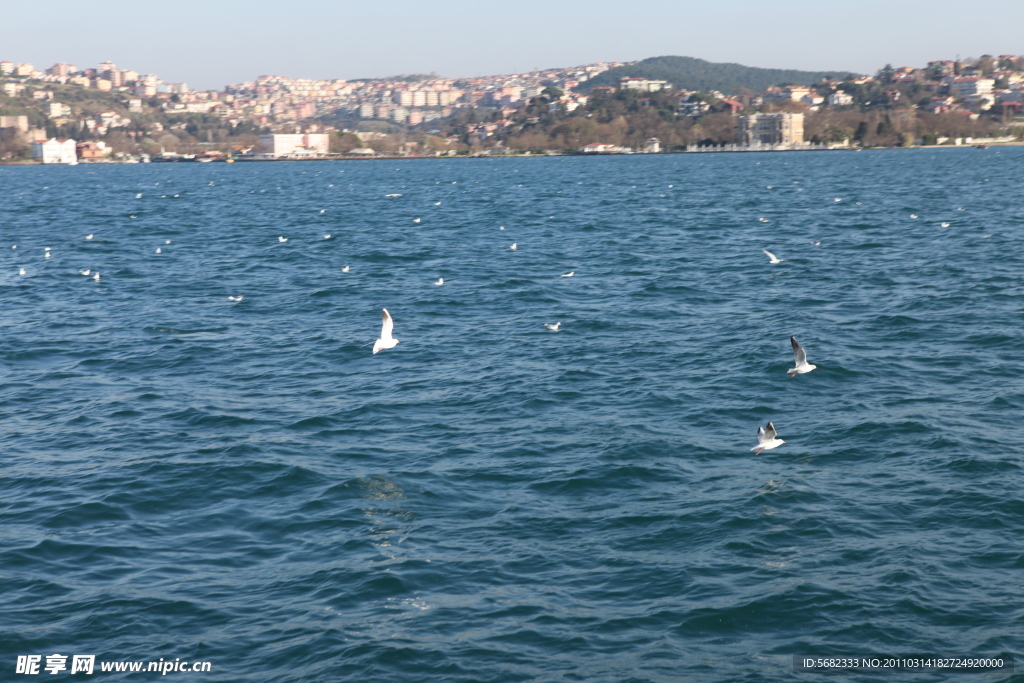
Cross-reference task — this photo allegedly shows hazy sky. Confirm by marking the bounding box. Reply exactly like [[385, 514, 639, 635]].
[[3, 0, 1022, 90]]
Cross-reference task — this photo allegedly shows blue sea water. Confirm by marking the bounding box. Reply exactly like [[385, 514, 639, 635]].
[[1, 148, 1023, 682]]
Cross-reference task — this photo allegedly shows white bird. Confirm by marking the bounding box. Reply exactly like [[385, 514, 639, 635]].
[[834, 198, 841, 202], [909, 214, 918, 219], [228, 295, 244, 302], [560, 271, 574, 277], [165, 240, 171, 244], [758, 217, 769, 223], [544, 322, 561, 331], [810, 240, 821, 246], [957, 207, 964, 211], [763, 249, 784, 264], [92, 272, 100, 281], [372, 308, 399, 354], [788, 336, 817, 376], [44, 247, 51, 251], [341, 266, 350, 273], [323, 234, 332, 239], [434, 278, 444, 285], [510, 243, 517, 250], [751, 422, 786, 455], [278, 236, 288, 242], [45, 252, 51, 259], [499, 225, 505, 230], [155, 247, 162, 253], [79, 269, 91, 276], [413, 218, 421, 223], [434, 201, 441, 205], [19, 268, 26, 275], [940, 222, 950, 228], [85, 234, 94, 240], [135, 193, 142, 198], [320, 209, 326, 213], [11, 245, 16, 249]]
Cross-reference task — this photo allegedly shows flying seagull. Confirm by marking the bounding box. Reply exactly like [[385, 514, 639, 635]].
[[372, 308, 400, 354], [751, 422, 786, 455], [228, 295, 244, 302], [763, 249, 784, 264], [788, 336, 817, 376]]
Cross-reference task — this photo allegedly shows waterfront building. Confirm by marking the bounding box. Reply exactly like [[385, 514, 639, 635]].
[[737, 112, 804, 146], [257, 133, 329, 156], [31, 138, 77, 164]]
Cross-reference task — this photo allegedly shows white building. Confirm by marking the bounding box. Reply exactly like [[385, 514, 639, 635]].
[[257, 133, 330, 156], [31, 138, 77, 164], [947, 77, 995, 99], [827, 92, 854, 107], [737, 113, 804, 146], [619, 77, 671, 92]]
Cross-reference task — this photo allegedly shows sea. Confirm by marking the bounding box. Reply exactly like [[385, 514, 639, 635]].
[[1, 148, 1023, 682]]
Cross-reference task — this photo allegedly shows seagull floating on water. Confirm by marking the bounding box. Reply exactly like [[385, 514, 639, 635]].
[[763, 249, 784, 264], [227, 295, 244, 302], [324, 234, 332, 239], [940, 222, 950, 228], [92, 272, 100, 281], [434, 278, 444, 285], [561, 271, 574, 277], [413, 218, 421, 223], [788, 336, 817, 376], [86, 234, 94, 240], [165, 240, 171, 244], [278, 236, 288, 242], [810, 240, 821, 246], [19, 268, 26, 275], [320, 209, 326, 213], [834, 198, 842, 202], [909, 214, 918, 219], [372, 308, 400, 354], [499, 225, 505, 230], [45, 252, 51, 259], [751, 422, 786, 455], [544, 322, 561, 331], [341, 266, 350, 273], [155, 247, 162, 253], [758, 217, 769, 223], [510, 243, 517, 250], [79, 269, 91, 276]]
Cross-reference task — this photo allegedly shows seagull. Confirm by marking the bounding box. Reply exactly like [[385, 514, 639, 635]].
[[19, 268, 26, 275], [909, 214, 918, 219], [763, 249, 784, 264], [165, 240, 171, 244], [92, 272, 100, 281], [79, 269, 91, 276], [135, 193, 142, 198], [86, 234, 94, 240], [499, 225, 505, 230], [834, 198, 842, 202], [320, 209, 326, 213], [228, 295, 244, 302], [341, 266, 350, 273], [758, 217, 769, 223], [155, 247, 162, 253], [372, 308, 399, 354], [788, 336, 817, 376], [510, 243, 517, 250], [11, 245, 16, 249], [434, 201, 441, 205], [810, 240, 821, 246], [544, 322, 561, 331], [413, 218, 421, 223], [751, 422, 786, 455], [957, 207, 964, 211], [324, 234, 332, 239], [434, 278, 444, 285], [278, 236, 288, 242], [44, 247, 51, 251], [45, 252, 51, 259], [940, 222, 950, 228], [560, 271, 574, 277]]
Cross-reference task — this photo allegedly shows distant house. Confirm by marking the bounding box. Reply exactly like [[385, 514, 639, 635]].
[[619, 77, 671, 92], [31, 138, 77, 164], [257, 133, 330, 156], [76, 141, 111, 159], [719, 99, 744, 114], [737, 113, 804, 146]]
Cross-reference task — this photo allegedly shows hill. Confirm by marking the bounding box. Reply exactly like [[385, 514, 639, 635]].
[[579, 56, 849, 94]]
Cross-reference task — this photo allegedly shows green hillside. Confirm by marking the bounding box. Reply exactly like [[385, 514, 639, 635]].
[[580, 56, 849, 94]]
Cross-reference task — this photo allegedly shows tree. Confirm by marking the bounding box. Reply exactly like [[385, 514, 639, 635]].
[[329, 131, 361, 153], [541, 86, 563, 100], [876, 64, 895, 85]]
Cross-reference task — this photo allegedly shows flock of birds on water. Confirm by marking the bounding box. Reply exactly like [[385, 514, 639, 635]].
[[7, 169, 986, 455]]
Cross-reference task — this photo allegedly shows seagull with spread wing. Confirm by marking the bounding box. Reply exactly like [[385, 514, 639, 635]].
[[751, 422, 786, 455], [372, 308, 400, 354], [788, 336, 817, 376], [763, 249, 784, 264]]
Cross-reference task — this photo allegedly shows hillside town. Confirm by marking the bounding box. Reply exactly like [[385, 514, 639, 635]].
[[1, 54, 1022, 163]]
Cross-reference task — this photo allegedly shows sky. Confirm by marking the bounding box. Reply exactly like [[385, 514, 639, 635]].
[[3, 0, 1022, 90]]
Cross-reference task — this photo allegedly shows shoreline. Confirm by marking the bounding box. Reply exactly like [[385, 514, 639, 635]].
[[2, 141, 1021, 166]]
